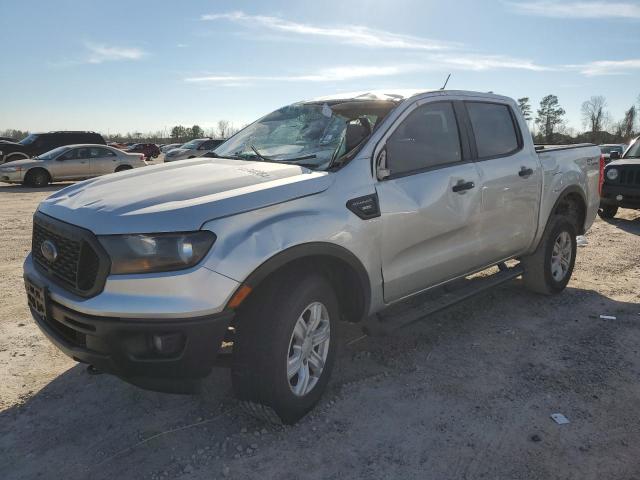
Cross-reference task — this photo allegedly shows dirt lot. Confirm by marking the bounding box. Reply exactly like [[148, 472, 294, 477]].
[[1, 182, 639, 480]]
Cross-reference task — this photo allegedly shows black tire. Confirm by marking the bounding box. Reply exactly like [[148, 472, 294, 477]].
[[24, 168, 50, 188], [521, 215, 577, 295], [115, 165, 133, 173], [231, 271, 339, 425], [598, 205, 618, 219]]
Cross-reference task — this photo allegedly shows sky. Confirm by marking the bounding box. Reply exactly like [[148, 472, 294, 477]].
[[1, 0, 639, 136]]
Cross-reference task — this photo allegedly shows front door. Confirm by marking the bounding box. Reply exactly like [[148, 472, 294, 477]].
[[376, 100, 488, 303], [52, 147, 93, 180]]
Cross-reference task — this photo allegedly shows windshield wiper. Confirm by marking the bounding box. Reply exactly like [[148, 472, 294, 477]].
[[250, 144, 317, 163]]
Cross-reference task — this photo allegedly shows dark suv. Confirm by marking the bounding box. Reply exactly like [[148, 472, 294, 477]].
[[0, 131, 106, 164], [599, 136, 640, 218]]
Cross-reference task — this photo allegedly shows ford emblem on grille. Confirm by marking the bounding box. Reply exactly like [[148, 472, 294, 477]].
[[41, 239, 58, 263]]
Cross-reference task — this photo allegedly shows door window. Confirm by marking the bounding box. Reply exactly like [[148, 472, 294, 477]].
[[59, 149, 78, 161], [466, 102, 520, 159], [386, 102, 462, 176], [90, 147, 115, 158]]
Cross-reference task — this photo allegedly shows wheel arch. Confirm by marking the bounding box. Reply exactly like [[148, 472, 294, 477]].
[[548, 186, 587, 235], [4, 152, 29, 163], [25, 166, 52, 183], [231, 242, 371, 323]]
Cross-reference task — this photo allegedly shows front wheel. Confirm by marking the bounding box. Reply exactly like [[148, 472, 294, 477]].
[[231, 272, 338, 424], [521, 216, 577, 295], [598, 205, 618, 219], [24, 168, 50, 188]]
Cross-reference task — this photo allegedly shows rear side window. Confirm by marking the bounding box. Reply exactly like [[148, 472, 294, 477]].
[[466, 102, 520, 158], [386, 102, 462, 176]]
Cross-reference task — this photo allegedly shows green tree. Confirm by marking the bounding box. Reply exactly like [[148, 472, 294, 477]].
[[535, 95, 566, 144], [189, 125, 204, 139], [621, 105, 637, 140], [517, 97, 532, 122], [170, 125, 187, 141]]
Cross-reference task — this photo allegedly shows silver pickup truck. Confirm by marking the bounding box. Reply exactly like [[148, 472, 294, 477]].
[[24, 89, 601, 424]]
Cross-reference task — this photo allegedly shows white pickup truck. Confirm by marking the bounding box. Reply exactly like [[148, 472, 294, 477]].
[[24, 89, 602, 424]]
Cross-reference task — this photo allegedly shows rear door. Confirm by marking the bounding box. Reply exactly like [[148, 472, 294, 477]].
[[376, 99, 489, 302], [90, 146, 119, 175], [463, 100, 542, 261]]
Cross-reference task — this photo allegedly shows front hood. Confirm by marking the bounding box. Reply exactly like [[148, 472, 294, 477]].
[[608, 158, 640, 166], [166, 148, 190, 156], [38, 158, 332, 234], [0, 141, 23, 152]]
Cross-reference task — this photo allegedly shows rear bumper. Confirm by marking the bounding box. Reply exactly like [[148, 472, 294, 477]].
[[600, 184, 640, 209], [28, 295, 234, 393]]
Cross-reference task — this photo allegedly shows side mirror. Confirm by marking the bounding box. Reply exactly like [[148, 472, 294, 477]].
[[376, 147, 391, 181], [609, 151, 621, 160]]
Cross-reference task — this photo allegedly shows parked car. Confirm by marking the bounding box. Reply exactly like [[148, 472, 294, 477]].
[[107, 141, 129, 150], [126, 143, 161, 160], [598, 135, 640, 218], [161, 143, 184, 153], [599, 144, 626, 163], [164, 138, 224, 162], [0, 144, 146, 187], [24, 89, 600, 424], [0, 136, 17, 142], [0, 131, 105, 164]]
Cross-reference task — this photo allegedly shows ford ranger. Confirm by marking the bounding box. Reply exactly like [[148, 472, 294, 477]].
[[24, 90, 602, 424]]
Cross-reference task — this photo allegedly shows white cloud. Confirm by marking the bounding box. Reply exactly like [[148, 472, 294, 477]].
[[85, 43, 146, 64], [429, 54, 552, 72], [568, 59, 640, 76], [201, 11, 456, 50], [505, 1, 640, 19], [185, 65, 416, 84]]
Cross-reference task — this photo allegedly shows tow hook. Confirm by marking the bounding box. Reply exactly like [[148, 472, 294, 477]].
[[86, 365, 103, 375]]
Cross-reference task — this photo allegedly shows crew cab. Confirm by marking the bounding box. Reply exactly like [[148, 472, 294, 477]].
[[0, 131, 106, 164], [24, 90, 600, 424], [598, 135, 640, 218]]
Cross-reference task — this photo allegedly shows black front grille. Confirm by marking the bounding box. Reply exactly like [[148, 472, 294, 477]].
[[31, 213, 109, 297], [619, 166, 640, 187]]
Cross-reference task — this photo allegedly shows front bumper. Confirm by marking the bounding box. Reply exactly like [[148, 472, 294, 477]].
[[28, 292, 233, 392], [600, 184, 640, 210], [24, 253, 240, 392], [0, 170, 24, 183]]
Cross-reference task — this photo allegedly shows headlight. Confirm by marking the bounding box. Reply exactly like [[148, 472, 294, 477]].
[[99, 231, 216, 274], [606, 168, 619, 180], [0, 166, 21, 172]]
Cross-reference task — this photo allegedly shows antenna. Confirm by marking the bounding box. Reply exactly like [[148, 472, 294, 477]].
[[440, 73, 451, 90]]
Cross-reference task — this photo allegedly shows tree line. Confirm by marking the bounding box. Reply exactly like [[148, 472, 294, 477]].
[[518, 94, 639, 145], [0, 120, 241, 144]]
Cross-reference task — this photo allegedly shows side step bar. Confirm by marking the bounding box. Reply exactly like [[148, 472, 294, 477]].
[[363, 263, 524, 336]]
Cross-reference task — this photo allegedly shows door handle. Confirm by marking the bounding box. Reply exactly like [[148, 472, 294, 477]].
[[519, 166, 534, 178], [452, 180, 475, 193]]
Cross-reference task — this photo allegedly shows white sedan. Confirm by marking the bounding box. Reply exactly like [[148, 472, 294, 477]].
[[0, 144, 147, 187]]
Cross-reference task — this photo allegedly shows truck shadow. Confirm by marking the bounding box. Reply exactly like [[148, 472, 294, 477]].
[[1, 285, 639, 480], [0, 183, 74, 193], [602, 213, 640, 236]]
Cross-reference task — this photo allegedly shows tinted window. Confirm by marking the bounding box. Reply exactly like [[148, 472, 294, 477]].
[[59, 149, 79, 160], [386, 102, 462, 176], [466, 102, 519, 158]]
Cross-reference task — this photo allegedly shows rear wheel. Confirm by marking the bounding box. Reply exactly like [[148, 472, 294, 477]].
[[231, 272, 338, 424], [521, 215, 577, 295], [115, 165, 132, 173], [598, 205, 618, 219], [24, 168, 50, 187]]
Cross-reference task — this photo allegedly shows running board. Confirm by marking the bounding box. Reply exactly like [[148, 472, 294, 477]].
[[363, 263, 524, 336]]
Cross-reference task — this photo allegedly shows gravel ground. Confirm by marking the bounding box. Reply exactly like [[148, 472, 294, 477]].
[[1, 182, 639, 480]]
